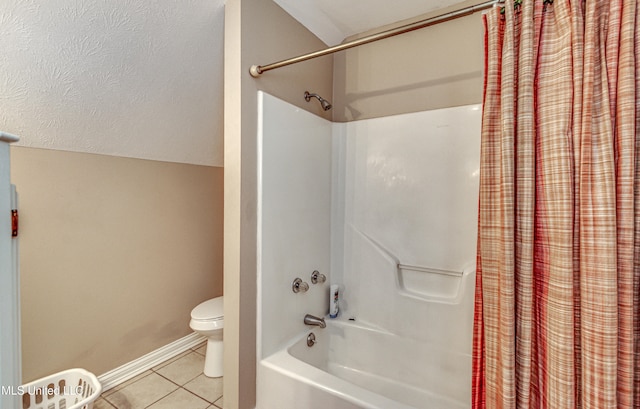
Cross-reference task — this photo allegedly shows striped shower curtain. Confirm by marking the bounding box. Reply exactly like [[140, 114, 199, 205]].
[[472, 1, 640, 408]]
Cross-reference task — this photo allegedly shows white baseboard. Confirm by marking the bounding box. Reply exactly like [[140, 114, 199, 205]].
[[98, 332, 206, 392]]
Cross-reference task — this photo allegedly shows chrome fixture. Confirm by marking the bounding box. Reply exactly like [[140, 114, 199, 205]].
[[249, 0, 499, 78], [307, 333, 316, 347], [304, 91, 332, 111], [292, 278, 309, 293], [304, 314, 326, 328], [310, 270, 326, 284]]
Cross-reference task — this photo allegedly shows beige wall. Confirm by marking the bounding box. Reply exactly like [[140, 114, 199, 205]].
[[11, 146, 223, 382], [333, 0, 487, 122], [224, 0, 333, 407]]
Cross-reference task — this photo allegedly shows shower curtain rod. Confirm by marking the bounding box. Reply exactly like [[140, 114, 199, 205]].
[[249, 0, 503, 77]]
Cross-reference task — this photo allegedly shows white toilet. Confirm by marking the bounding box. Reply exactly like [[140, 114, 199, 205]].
[[189, 296, 224, 377]]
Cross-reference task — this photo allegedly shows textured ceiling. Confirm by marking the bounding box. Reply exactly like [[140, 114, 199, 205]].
[[1, 0, 225, 166], [273, 0, 473, 45]]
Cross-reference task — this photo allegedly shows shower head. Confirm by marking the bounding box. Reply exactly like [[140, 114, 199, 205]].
[[304, 91, 332, 111]]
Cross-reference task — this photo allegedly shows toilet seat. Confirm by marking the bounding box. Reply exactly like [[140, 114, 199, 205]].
[[189, 295, 224, 377], [190, 297, 224, 328]]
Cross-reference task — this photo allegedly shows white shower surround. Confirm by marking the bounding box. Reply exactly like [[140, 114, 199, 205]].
[[257, 91, 481, 408]]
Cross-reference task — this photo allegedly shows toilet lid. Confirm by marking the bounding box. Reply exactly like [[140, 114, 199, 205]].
[[191, 296, 224, 321]]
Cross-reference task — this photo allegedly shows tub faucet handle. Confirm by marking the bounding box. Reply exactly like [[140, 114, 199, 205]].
[[311, 270, 326, 284], [292, 277, 309, 293]]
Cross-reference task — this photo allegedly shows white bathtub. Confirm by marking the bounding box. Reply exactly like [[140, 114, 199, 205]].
[[257, 318, 471, 409]]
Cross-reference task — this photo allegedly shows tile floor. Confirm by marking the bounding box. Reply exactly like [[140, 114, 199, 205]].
[[95, 342, 223, 409]]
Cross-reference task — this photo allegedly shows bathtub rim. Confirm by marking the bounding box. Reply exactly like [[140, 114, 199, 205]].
[[259, 327, 417, 409], [259, 318, 469, 409]]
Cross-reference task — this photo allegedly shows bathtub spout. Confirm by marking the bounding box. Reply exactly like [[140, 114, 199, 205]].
[[304, 314, 326, 328]]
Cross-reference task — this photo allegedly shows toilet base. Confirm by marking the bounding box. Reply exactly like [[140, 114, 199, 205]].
[[204, 335, 223, 378]]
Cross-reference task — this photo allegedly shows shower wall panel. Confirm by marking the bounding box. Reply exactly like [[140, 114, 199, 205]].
[[335, 104, 481, 341], [258, 92, 333, 358], [258, 92, 481, 362]]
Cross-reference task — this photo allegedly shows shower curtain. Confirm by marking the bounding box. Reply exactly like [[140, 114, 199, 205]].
[[472, 1, 640, 408]]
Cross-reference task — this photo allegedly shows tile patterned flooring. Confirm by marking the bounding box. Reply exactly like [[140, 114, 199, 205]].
[[95, 343, 223, 409]]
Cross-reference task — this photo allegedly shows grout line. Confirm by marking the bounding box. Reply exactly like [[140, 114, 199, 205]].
[[153, 372, 183, 389], [192, 347, 206, 357], [102, 373, 180, 409], [152, 370, 203, 389], [181, 385, 214, 405], [99, 397, 118, 408], [153, 352, 204, 385], [141, 385, 180, 409], [102, 371, 154, 397]]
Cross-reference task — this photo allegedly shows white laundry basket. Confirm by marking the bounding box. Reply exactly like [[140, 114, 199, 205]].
[[20, 368, 102, 409]]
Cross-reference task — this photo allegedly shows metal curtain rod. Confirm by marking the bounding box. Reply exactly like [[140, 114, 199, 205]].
[[249, 0, 502, 77]]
